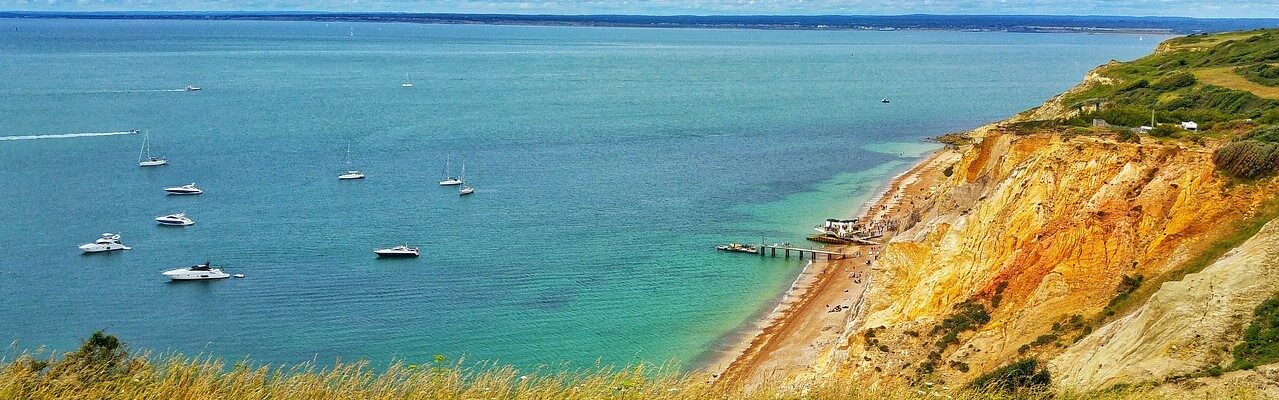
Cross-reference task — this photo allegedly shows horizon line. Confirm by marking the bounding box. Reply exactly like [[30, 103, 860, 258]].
[[4, 11, 1279, 20]]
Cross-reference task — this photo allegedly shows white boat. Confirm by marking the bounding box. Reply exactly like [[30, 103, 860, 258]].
[[78, 233, 131, 253], [401, 82, 414, 88], [164, 183, 202, 195], [162, 262, 230, 280], [338, 142, 365, 180], [138, 131, 168, 167], [458, 162, 474, 195], [185, 85, 201, 91], [155, 212, 194, 226], [374, 245, 420, 258], [439, 156, 462, 186]]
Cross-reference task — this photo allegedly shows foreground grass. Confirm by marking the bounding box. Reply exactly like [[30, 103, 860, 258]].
[[0, 337, 1265, 400]]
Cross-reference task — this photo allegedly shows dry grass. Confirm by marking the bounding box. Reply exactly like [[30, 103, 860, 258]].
[[0, 349, 1267, 400], [1194, 67, 1279, 100]]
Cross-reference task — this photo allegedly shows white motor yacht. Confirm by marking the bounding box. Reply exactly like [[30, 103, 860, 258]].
[[185, 85, 201, 91], [162, 262, 230, 280], [164, 183, 202, 195], [374, 245, 420, 258], [155, 213, 195, 226], [338, 170, 366, 180], [78, 233, 131, 253]]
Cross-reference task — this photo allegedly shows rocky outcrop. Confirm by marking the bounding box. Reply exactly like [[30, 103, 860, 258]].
[[1050, 218, 1279, 390]]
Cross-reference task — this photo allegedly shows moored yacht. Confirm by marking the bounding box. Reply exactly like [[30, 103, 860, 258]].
[[155, 213, 195, 226], [78, 233, 131, 253], [457, 161, 474, 195], [439, 156, 461, 186], [338, 170, 366, 180], [138, 131, 167, 167], [164, 183, 202, 195], [185, 85, 201, 91], [162, 262, 230, 280], [374, 245, 420, 258]]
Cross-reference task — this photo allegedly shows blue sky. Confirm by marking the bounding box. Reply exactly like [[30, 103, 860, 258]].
[[3, 0, 1275, 18]]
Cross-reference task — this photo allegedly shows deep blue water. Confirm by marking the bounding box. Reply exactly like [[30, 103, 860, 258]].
[[0, 19, 1163, 369]]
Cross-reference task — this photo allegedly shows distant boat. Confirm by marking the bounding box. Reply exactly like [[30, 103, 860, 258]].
[[138, 130, 168, 167], [881, 98, 891, 104], [155, 212, 194, 226], [164, 183, 202, 195], [338, 142, 365, 180], [162, 262, 230, 280], [401, 82, 414, 88], [374, 245, 420, 258], [439, 155, 462, 186], [185, 85, 201, 91], [458, 162, 474, 196], [79, 233, 131, 253]]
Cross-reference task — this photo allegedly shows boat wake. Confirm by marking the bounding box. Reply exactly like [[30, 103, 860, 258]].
[[0, 130, 139, 141]]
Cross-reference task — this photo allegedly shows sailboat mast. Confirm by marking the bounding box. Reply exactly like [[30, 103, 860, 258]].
[[139, 131, 148, 162]]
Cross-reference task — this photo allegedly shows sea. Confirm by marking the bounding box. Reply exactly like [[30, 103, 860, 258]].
[[0, 19, 1163, 370]]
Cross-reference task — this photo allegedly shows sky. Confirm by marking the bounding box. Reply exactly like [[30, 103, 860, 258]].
[[2, 0, 1275, 18]]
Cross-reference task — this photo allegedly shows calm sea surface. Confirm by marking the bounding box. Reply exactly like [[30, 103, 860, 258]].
[[0, 19, 1162, 369]]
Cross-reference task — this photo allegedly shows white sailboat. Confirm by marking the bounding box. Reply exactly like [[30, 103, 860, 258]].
[[338, 142, 365, 180], [401, 74, 413, 88], [439, 155, 462, 186], [138, 131, 168, 167], [458, 162, 474, 196]]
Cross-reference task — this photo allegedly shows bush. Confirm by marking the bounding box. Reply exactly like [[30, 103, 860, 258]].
[[1246, 125, 1279, 143], [1214, 140, 1279, 179], [1232, 292, 1279, 369], [1236, 63, 1279, 87], [969, 358, 1052, 392], [1149, 125, 1179, 137], [1151, 72, 1197, 90]]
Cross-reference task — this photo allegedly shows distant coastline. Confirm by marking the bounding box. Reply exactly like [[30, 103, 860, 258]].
[[3, 12, 1278, 34]]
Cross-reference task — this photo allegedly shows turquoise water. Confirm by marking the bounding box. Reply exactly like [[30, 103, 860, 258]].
[[0, 19, 1162, 369]]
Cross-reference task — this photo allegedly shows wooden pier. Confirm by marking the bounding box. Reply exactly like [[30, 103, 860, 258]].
[[756, 244, 848, 260]]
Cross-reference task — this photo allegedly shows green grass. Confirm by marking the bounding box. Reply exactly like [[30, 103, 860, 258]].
[[0, 332, 1266, 400], [1232, 292, 1279, 370]]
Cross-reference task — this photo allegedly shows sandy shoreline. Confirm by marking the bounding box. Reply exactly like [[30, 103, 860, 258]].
[[706, 144, 961, 387]]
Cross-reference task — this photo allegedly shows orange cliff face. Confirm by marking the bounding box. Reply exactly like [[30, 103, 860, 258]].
[[829, 129, 1278, 386]]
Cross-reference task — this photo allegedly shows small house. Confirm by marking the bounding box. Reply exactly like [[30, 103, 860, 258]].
[[1181, 121, 1198, 131]]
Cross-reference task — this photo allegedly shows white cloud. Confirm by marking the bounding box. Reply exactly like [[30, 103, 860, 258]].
[[1, 0, 1276, 18]]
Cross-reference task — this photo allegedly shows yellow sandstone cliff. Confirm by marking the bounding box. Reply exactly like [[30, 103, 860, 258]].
[[827, 127, 1279, 388]]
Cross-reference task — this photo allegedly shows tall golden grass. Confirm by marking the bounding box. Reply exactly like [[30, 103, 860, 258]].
[[0, 337, 1263, 400]]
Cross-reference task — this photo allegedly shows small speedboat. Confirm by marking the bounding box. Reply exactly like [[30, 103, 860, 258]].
[[338, 170, 366, 180], [881, 98, 891, 103], [716, 243, 758, 254], [78, 233, 131, 253], [164, 183, 202, 195], [401, 82, 414, 88], [185, 85, 201, 91], [155, 213, 194, 226], [374, 245, 420, 258], [162, 262, 230, 280]]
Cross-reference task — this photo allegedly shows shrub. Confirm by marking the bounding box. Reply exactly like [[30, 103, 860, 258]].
[[1232, 292, 1279, 369], [1236, 63, 1279, 87], [969, 358, 1052, 393], [1214, 140, 1279, 179], [1149, 124, 1179, 137], [1151, 72, 1196, 90], [1246, 125, 1279, 143]]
